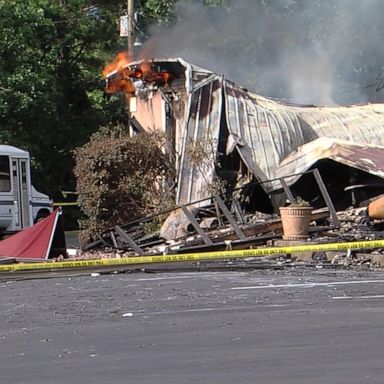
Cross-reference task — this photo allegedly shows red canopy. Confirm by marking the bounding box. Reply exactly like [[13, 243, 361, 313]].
[[0, 209, 66, 260]]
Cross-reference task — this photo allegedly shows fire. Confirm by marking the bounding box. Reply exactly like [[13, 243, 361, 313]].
[[103, 53, 173, 96], [132, 62, 172, 86], [102, 52, 132, 78]]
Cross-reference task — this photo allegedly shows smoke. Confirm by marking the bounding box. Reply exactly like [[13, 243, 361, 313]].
[[140, 0, 384, 105]]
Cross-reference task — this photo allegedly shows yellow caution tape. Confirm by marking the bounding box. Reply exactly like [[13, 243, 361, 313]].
[[53, 202, 79, 207], [0, 239, 383, 273]]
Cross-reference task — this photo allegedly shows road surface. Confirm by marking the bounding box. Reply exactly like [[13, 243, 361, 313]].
[[1, 268, 384, 383]]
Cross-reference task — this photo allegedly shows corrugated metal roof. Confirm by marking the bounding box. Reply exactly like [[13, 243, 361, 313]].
[[224, 80, 384, 191], [276, 137, 384, 187]]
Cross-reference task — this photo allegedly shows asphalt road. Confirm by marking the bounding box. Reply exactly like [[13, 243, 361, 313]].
[[1, 268, 384, 384]]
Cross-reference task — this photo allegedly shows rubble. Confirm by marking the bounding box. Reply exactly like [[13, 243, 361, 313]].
[[73, 187, 384, 271]]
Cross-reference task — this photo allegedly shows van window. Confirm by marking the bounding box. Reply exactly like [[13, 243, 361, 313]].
[[0, 156, 11, 192]]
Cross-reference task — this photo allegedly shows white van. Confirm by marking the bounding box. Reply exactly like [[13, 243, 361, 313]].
[[0, 145, 52, 233]]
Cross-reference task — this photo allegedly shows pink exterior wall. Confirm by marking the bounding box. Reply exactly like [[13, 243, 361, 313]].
[[131, 92, 165, 133]]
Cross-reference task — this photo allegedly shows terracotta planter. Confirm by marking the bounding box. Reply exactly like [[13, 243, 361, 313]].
[[279, 206, 313, 240], [368, 196, 384, 219]]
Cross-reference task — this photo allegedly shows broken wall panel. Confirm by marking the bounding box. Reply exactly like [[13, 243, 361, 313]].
[[131, 92, 165, 133], [176, 79, 223, 204]]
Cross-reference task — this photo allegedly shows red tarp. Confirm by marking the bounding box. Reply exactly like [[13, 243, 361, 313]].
[[0, 209, 67, 260]]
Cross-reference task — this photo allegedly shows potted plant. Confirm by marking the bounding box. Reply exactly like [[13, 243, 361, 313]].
[[279, 197, 313, 240]]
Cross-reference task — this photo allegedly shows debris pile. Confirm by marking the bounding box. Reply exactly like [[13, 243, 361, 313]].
[[76, 178, 384, 270]]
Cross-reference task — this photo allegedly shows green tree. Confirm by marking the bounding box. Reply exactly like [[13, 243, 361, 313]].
[[0, 0, 126, 200]]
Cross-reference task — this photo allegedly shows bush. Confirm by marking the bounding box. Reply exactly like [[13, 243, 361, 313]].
[[74, 125, 174, 243]]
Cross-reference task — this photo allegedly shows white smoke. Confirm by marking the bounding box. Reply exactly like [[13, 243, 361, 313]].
[[140, 0, 384, 105]]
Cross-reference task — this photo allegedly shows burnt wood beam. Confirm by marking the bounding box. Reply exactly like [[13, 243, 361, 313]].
[[215, 195, 246, 240], [115, 226, 144, 255], [180, 205, 213, 245]]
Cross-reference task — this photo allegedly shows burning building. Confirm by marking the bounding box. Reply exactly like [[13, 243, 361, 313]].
[[104, 56, 384, 213]]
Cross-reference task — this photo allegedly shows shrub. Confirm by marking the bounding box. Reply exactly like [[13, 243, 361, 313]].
[[74, 124, 175, 243]]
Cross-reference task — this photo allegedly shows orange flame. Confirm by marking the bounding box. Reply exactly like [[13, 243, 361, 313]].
[[102, 52, 132, 78], [134, 62, 172, 85], [103, 53, 173, 95]]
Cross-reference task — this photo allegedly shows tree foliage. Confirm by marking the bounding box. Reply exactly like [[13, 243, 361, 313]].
[[0, 0, 126, 198]]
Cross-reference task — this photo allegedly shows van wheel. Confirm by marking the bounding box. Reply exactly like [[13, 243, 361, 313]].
[[34, 210, 50, 224]]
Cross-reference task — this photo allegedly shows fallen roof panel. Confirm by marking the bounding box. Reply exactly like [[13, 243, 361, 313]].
[[276, 137, 384, 185], [224, 80, 384, 190]]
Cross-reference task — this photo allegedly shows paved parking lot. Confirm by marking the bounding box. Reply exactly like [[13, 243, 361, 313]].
[[1, 268, 384, 384]]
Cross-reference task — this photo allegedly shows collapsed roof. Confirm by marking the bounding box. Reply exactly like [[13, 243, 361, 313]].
[[105, 57, 384, 211]]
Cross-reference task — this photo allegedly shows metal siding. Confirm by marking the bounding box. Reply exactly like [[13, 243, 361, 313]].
[[176, 79, 222, 204]]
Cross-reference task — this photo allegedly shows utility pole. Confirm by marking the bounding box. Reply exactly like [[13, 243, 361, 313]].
[[127, 0, 134, 57], [126, 0, 135, 136]]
